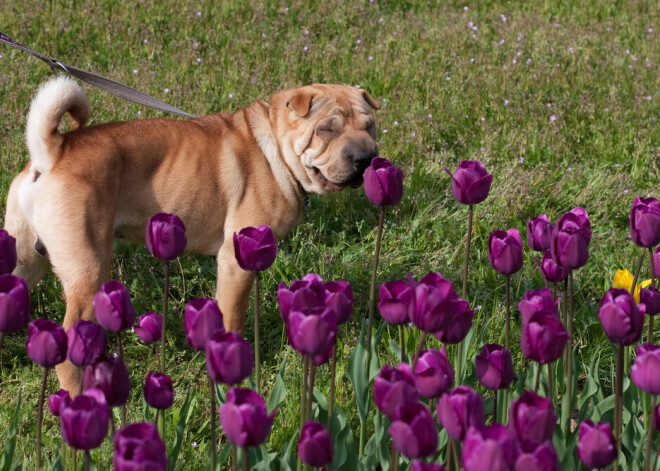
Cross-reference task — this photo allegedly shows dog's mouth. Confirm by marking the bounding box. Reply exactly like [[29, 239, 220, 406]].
[[312, 167, 364, 191]]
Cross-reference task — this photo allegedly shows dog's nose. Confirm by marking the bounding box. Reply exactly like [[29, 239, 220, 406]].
[[352, 149, 378, 171]]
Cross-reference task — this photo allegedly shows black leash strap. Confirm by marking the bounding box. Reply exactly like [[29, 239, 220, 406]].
[[0, 31, 198, 119]]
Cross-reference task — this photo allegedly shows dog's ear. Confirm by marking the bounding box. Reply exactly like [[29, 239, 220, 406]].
[[361, 90, 380, 110], [287, 91, 313, 117]]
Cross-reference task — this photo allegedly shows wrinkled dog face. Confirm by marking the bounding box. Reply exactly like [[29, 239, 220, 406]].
[[271, 84, 380, 194]]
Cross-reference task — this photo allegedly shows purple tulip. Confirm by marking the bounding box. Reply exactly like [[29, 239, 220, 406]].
[[411, 463, 446, 471], [219, 388, 276, 447], [93, 280, 136, 333], [133, 313, 162, 344], [515, 441, 560, 471], [577, 420, 616, 469], [363, 157, 404, 206], [527, 215, 554, 252], [0, 274, 30, 333], [410, 272, 461, 333], [413, 348, 454, 399], [433, 298, 474, 344], [67, 320, 107, 367], [551, 209, 591, 269], [462, 424, 519, 471], [534, 250, 568, 284], [509, 392, 557, 448], [475, 344, 514, 390], [598, 288, 645, 346], [26, 318, 67, 367], [206, 331, 254, 385], [518, 288, 559, 324], [631, 344, 660, 395], [312, 344, 334, 366], [378, 280, 414, 325], [60, 391, 110, 450], [285, 297, 336, 358], [233, 225, 278, 272], [629, 197, 660, 248], [48, 389, 71, 417], [278, 273, 325, 323], [521, 311, 569, 364], [389, 401, 438, 459], [83, 354, 131, 408], [444, 160, 493, 205], [114, 422, 167, 471], [324, 280, 354, 325], [143, 371, 174, 410], [145, 212, 187, 261], [373, 363, 418, 419], [436, 385, 485, 441], [298, 421, 334, 467], [488, 229, 523, 276], [0, 230, 17, 275], [640, 286, 660, 316], [650, 247, 660, 279], [184, 297, 224, 351]]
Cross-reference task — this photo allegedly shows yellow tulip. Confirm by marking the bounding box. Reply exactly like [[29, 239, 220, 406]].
[[612, 269, 652, 304]]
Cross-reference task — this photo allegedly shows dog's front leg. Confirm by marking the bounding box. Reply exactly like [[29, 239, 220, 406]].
[[216, 241, 256, 335]]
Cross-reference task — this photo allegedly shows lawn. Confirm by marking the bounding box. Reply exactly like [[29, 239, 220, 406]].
[[0, 0, 658, 469]]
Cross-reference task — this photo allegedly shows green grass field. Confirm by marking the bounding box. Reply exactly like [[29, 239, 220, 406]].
[[0, 0, 659, 469]]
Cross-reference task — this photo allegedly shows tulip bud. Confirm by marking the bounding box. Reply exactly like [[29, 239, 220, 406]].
[[631, 344, 660, 395], [650, 247, 660, 279], [26, 318, 67, 367], [298, 421, 334, 467], [518, 288, 559, 324], [527, 215, 554, 252], [444, 160, 493, 205], [534, 250, 568, 284], [521, 311, 569, 365], [145, 212, 187, 261], [324, 280, 354, 325], [363, 157, 404, 206], [551, 209, 591, 269], [598, 288, 645, 346], [436, 386, 485, 441], [60, 391, 110, 450], [83, 354, 131, 408], [410, 272, 461, 333], [389, 401, 438, 459], [640, 286, 660, 316], [378, 280, 414, 325], [67, 320, 106, 367], [475, 343, 514, 390], [278, 274, 325, 322], [284, 286, 337, 357], [134, 313, 163, 344], [488, 229, 523, 276], [206, 331, 254, 385], [433, 298, 473, 344], [462, 424, 518, 471], [48, 389, 71, 417], [509, 392, 557, 448], [0, 230, 17, 275], [219, 388, 276, 447], [184, 298, 224, 351], [629, 197, 660, 248], [373, 363, 418, 419], [515, 441, 560, 471], [413, 347, 454, 399], [233, 225, 277, 271], [143, 371, 174, 410], [577, 420, 616, 469], [93, 280, 136, 333], [0, 274, 30, 333], [114, 422, 168, 470]]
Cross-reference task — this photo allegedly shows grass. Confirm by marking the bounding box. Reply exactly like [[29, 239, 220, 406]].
[[0, 0, 659, 469]]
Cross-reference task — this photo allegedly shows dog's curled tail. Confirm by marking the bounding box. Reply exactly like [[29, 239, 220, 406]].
[[25, 76, 89, 174]]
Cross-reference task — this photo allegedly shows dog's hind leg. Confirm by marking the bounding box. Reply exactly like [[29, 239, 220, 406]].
[[216, 237, 256, 335], [4, 167, 51, 288]]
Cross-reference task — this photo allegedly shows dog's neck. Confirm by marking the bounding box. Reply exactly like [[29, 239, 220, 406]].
[[245, 100, 307, 211]]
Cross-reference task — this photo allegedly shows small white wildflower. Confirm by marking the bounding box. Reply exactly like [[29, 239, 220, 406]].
[[446, 76, 451, 81], [143, 39, 148, 44], [428, 113, 432, 119], [304, 29, 309, 35], [356, 39, 361, 44], [192, 442, 198, 448], [624, 189, 629, 194], [472, 34, 476, 39], [526, 58, 531, 64], [547, 103, 552, 107], [132, 69, 138, 74], [513, 59, 517, 64], [614, 164, 620, 168], [519, 156, 524, 163], [379, 17, 383, 23], [164, 88, 169, 93], [504, 99, 509, 106], [500, 14, 507, 22], [137, 111, 141, 115], [382, 129, 388, 133], [498, 39, 505, 46], [368, 56, 373, 61], [463, 6, 468, 11], [196, 11, 201, 16], [550, 115, 556, 122], [355, 84, 361, 89], [480, 117, 485, 122], [393, 121, 399, 126], [411, 131, 416, 137], [303, 46, 308, 51], [646, 96, 652, 101], [470, 57, 475, 63], [227, 93, 233, 98], [516, 51, 521, 56], [568, 167, 572, 172], [648, 28, 653, 33], [196, 58, 201, 63]]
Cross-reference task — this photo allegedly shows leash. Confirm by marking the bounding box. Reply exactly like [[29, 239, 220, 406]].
[[0, 31, 198, 119]]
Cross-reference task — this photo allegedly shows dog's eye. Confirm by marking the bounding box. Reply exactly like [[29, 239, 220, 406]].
[[316, 117, 343, 140]]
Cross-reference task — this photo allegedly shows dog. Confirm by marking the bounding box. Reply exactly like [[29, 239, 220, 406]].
[[4, 77, 379, 393]]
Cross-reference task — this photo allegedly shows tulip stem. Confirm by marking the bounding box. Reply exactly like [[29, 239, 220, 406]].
[[451, 438, 460, 471], [534, 363, 541, 394], [649, 248, 656, 345], [300, 355, 309, 429], [632, 250, 646, 300], [243, 447, 249, 471], [389, 446, 399, 471], [411, 332, 428, 373], [116, 334, 127, 427], [445, 437, 453, 469], [653, 441, 660, 471], [615, 341, 624, 471], [160, 261, 169, 374], [505, 275, 511, 350], [564, 270, 575, 434], [0, 331, 4, 352], [327, 344, 337, 433], [254, 273, 261, 395], [548, 363, 554, 401], [646, 395, 657, 471], [209, 374, 217, 471], [232, 446, 238, 471], [71, 448, 76, 471], [457, 204, 474, 383], [307, 363, 317, 420], [399, 324, 405, 362], [83, 450, 90, 471], [36, 367, 49, 471], [492, 390, 498, 423]]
